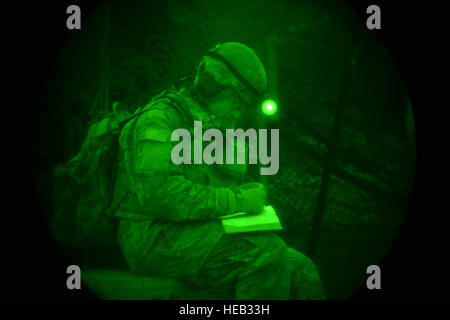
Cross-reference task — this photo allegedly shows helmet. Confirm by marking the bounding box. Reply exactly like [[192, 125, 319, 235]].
[[194, 42, 267, 107]]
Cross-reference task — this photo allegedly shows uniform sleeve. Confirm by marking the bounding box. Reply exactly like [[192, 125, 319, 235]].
[[121, 107, 237, 222]]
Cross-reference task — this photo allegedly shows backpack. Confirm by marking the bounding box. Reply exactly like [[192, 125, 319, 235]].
[[51, 89, 189, 252]]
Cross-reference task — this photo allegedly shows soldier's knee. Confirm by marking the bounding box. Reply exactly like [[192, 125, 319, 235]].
[[288, 248, 319, 274], [288, 248, 312, 264], [288, 248, 325, 299], [244, 232, 289, 267]]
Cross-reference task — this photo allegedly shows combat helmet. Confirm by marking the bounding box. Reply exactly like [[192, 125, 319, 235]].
[[194, 42, 267, 107]]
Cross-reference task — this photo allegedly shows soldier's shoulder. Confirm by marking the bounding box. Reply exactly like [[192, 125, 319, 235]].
[[134, 99, 187, 143], [120, 90, 190, 144], [137, 97, 185, 128]]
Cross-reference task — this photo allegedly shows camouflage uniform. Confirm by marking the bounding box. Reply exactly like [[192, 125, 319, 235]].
[[112, 87, 325, 299]]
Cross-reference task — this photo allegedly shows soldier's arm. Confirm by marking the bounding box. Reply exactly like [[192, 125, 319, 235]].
[[123, 108, 238, 222]]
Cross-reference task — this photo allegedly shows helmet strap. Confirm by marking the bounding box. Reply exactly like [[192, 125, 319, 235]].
[[204, 49, 264, 99]]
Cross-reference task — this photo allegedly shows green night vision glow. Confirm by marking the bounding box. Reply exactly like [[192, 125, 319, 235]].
[[261, 99, 278, 116]]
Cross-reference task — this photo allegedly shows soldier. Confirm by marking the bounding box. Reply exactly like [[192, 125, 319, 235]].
[[112, 42, 325, 299]]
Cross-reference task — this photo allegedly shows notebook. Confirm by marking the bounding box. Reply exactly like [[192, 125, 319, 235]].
[[219, 205, 283, 234]]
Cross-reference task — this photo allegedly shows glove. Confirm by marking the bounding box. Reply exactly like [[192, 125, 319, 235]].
[[235, 182, 267, 214]]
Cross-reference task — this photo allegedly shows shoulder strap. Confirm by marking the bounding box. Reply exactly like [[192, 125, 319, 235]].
[[118, 106, 155, 130], [164, 91, 194, 125], [106, 90, 188, 217], [117, 89, 190, 129]]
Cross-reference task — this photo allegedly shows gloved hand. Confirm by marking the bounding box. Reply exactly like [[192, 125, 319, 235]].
[[235, 182, 267, 214]]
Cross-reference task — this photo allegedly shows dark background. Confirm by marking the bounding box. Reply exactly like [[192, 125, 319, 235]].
[[2, 0, 447, 303]]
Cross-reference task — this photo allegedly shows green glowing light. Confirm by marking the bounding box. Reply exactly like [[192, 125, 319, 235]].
[[261, 99, 278, 116]]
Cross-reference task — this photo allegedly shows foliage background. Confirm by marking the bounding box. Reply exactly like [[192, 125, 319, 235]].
[[33, 0, 415, 299]]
